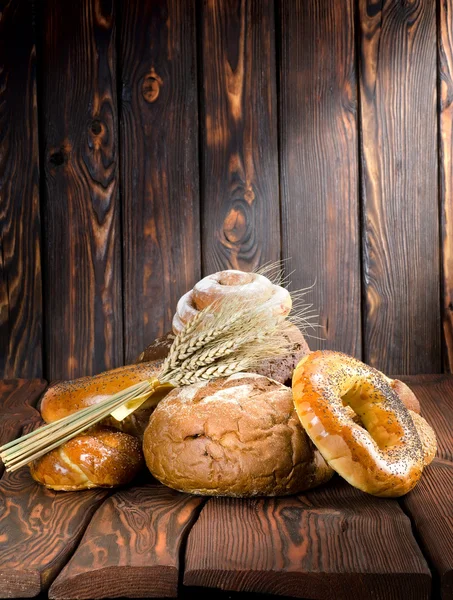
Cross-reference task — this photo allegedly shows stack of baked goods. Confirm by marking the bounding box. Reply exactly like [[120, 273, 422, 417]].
[[26, 269, 436, 498]]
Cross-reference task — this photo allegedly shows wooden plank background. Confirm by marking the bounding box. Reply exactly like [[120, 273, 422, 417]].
[[0, 0, 449, 380], [40, 0, 123, 380]]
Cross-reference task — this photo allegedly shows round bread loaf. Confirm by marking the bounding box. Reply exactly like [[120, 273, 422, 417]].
[[143, 373, 334, 497]]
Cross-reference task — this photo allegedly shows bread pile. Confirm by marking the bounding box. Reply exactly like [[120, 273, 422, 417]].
[[29, 269, 437, 498]]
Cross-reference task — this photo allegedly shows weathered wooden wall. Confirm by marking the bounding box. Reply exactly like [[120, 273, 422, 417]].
[[0, 0, 449, 380]]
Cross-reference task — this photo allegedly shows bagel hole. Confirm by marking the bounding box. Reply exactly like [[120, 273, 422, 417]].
[[340, 401, 365, 428], [340, 385, 403, 450]]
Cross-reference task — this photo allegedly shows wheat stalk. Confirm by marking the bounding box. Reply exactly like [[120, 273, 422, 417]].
[[161, 297, 258, 370], [0, 265, 317, 472]]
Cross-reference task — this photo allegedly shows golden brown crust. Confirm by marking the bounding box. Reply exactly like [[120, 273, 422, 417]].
[[29, 427, 144, 491], [344, 407, 436, 467], [292, 351, 424, 497], [387, 378, 421, 414], [40, 361, 168, 439], [143, 373, 333, 497], [409, 410, 437, 466]]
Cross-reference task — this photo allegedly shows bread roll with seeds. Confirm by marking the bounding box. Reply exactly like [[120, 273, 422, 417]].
[[40, 360, 170, 439], [292, 351, 427, 497]]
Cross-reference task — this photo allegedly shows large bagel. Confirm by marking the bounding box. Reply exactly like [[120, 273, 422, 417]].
[[292, 351, 425, 497]]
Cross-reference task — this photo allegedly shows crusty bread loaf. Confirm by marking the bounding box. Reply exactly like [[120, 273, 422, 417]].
[[143, 373, 334, 497], [30, 427, 144, 491], [40, 360, 170, 439]]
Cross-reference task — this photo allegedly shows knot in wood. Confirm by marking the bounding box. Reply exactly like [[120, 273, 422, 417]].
[[49, 150, 66, 167], [244, 187, 255, 204], [142, 69, 163, 103], [223, 202, 249, 244], [90, 119, 103, 135]]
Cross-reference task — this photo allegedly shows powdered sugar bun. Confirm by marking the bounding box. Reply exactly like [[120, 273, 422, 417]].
[[172, 270, 292, 334], [174, 290, 198, 327], [192, 270, 271, 308]]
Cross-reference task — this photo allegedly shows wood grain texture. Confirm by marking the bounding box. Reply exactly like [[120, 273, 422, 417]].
[[49, 483, 204, 599], [0, 379, 47, 417], [200, 0, 280, 273], [0, 467, 109, 598], [402, 458, 453, 599], [0, 379, 46, 475], [440, 0, 453, 373], [358, 0, 439, 375], [39, 0, 123, 380], [0, 0, 43, 378], [184, 478, 431, 599], [400, 375, 453, 462], [279, 0, 361, 357], [120, 0, 200, 363]]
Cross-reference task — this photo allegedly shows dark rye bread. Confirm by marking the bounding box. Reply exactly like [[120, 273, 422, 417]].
[[136, 325, 310, 385], [143, 373, 334, 497], [136, 331, 175, 363], [253, 324, 310, 384]]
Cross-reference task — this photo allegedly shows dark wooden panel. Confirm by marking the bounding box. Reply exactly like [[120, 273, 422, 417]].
[[279, 0, 361, 356], [184, 478, 430, 599], [49, 483, 205, 599], [40, 0, 123, 380], [0, 0, 43, 378], [120, 0, 200, 363], [0, 379, 46, 416], [400, 375, 453, 463], [0, 467, 109, 598], [440, 0, 453, 373], [358, 0, 439, 375], [402, 459, 453, 599], [0, 379, 46, 475], [200, 0, 280, 273]]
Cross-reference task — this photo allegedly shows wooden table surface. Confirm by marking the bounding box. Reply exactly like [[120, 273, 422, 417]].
[[0, 376, 451, 600]]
